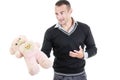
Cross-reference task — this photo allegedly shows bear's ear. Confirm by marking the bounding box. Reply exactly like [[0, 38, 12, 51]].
[[18, 35, 28, 42], [19, 35, 26, 38]]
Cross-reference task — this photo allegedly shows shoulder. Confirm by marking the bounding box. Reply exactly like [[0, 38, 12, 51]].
[[76, 21, 91, 32], [47, 24, 56, 31], [44, 24, 58, 38], [45, 24, 57, 34], [77, 21, 90, 29]]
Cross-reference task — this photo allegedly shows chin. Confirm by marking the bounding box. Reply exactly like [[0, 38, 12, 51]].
[[59, 22, 65, 25]]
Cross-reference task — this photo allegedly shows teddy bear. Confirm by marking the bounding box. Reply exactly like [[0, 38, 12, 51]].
[[9, 35, 52, 75], [9, 35, 27, 58]]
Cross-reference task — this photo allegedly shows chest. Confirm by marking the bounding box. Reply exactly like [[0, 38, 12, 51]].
[[51, 28, 86, 48]]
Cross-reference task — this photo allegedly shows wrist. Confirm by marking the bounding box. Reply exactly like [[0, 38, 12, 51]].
[[83, 52, 88, 59]]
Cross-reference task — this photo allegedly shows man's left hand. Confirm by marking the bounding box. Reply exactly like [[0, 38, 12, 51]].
[[69, 46, 84, 59]]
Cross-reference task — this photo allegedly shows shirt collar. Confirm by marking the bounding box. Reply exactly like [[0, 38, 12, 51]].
[[54, 18, 78, 28]]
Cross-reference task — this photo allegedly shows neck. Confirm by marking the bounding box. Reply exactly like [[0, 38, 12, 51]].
[[62, 18, 73, 32]]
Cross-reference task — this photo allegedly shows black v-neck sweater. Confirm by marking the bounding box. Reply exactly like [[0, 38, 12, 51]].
[[41, 21, 97, 74]]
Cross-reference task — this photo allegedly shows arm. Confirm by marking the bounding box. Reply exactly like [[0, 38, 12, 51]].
[[41, 29, 52, 58], [84, 27, 97, 58], [69, 25, 97, 59]]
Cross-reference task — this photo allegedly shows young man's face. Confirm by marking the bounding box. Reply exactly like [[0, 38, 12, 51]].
[[55, 4, 72, 26]]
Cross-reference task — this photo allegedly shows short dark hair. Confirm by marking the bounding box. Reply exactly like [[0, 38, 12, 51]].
[[55, 0, 71, 9]]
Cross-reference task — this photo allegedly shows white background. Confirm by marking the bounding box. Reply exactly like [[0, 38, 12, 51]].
[[0, 0, 120, 80]]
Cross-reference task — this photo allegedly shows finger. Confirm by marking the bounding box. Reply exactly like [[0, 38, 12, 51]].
[[69, 51, 74, 54], [69, 51, 75, 56], [70, 53, 77, 57], [74, 50, 79, 53], [69, 52, 78, 57], [79, 46, 83, 52], [79, 45, 82, 49]]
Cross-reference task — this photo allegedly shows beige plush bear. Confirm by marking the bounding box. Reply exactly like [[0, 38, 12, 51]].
[[10, 35, 52, 75]]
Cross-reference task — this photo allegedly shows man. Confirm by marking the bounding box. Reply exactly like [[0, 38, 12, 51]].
[[41, 0, 97, 80]]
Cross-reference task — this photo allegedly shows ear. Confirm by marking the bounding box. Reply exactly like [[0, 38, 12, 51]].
[[19, 35, 28, 42]]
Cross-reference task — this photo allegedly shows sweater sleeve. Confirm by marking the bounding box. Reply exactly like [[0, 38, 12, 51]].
[[84, 26, 97, 58], [41, 29, 52, 58]]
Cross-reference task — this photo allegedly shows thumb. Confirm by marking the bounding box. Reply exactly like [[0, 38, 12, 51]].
[[79, 45, 82, 50], [79, 46, 83, 52]]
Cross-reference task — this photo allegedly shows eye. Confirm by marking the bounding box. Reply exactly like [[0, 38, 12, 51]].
[[15, 43, 18, 45], [18, 38, 21, 40], [55, 13, 58, 16]]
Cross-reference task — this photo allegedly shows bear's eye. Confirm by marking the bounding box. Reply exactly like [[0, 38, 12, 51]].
[[18, 38, 21, 40], [15, 43, 18, 45]]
